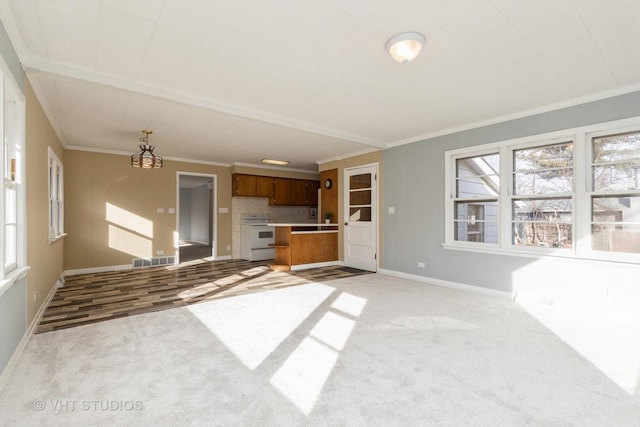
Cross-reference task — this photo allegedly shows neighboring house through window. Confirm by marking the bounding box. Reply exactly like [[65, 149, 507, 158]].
[[445, 117, 640, 263]]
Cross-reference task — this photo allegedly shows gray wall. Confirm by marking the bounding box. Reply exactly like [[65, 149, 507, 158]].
[[0, 277, 27, 376], [382, 91, 640, 297]]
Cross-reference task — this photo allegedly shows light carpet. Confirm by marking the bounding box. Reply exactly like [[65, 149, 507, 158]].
[[1, 273, 639, 426]]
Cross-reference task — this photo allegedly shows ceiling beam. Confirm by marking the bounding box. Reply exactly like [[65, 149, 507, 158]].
[[22, 56, 387, 149]]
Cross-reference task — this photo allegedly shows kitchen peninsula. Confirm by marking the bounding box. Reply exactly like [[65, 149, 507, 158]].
[[269, 222, 339, 271]]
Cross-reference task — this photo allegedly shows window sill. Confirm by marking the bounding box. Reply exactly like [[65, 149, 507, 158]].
[[49, 233, 67, 244], [442, 242, 640, 267], [0, 265, 31, 299]]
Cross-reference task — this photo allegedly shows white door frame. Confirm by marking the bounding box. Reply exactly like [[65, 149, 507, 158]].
[[343, 163, 378, 271], [176, 172, 218, 262]]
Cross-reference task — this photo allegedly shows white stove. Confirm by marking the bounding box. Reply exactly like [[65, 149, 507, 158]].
[[240, 214, 275, 261]]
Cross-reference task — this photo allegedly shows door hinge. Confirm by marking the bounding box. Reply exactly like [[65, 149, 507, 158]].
[[374, 253, 377, 260]]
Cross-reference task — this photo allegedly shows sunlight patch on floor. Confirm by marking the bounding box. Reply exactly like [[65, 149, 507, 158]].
[[331, 292, 367, 317], [517, 296, 640, 395], [271, 292, 367, 415], [513, 258, 640, 395], [270, 337, 339, 415], [309, 312, 356, 351], [187, 282, 335, 370]]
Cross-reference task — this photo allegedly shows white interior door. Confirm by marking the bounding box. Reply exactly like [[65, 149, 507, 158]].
[[344, 164, 377, 271]]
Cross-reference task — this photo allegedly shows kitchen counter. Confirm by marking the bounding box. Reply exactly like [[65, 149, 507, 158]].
[[270, 224, 339, 271], [268, 222, 338, 227]]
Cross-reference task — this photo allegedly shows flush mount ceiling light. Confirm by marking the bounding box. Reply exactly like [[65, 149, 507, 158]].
[[261, 159, 289, 166], [131, 130, 163, 169], [386, 32, 426, 63]]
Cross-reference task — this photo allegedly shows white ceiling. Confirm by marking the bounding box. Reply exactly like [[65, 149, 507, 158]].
[[2, 0, 640, 172]]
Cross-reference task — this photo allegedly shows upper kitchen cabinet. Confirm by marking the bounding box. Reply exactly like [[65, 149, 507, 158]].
[[232, 174, 274, 198], [232, 174, 257, 197], [256, 176, 274, 197], [233, 173, 318, 206], [272, 178, 294, 206], [275, 178, 319, 206], [306, 180, 320, 206]]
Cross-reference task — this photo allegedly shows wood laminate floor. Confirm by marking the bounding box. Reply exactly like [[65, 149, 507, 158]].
[[37, 260, 372, 334]]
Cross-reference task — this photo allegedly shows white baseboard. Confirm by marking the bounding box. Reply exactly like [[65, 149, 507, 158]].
[[291, 261, 343, 271], [0, 278, 57, 392], [377, 268, 514, 300], [64, 264, 132, 277], [215, 255, 232, 261]]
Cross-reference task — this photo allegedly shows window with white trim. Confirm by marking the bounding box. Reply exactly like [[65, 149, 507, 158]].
[[511, 141, 573, 248], [48, 148, 64, 241], [589, 130, 640, 254], [454, 153, 499, 243], [445, 118, 640, 262], [1, 75, 25, 277], [4, 115, 17, 272]]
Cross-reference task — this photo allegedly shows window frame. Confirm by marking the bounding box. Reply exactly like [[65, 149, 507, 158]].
[[506, 136, 576, 255], [444, 116, 640, 264], [48, 147, 64, 242], [451, 151, 500, 247], [0, 67, 26, 283], [583, 125, 640, 262]]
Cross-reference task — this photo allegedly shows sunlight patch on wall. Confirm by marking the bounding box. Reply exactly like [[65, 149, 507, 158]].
[[106, 203, 153, 238], [107, 224, 152, 258]]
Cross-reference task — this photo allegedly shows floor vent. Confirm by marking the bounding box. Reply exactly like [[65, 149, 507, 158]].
[[133, 256, 176, 268]]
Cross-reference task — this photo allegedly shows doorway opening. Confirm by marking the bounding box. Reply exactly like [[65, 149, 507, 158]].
[[177, 173, 217, 263]]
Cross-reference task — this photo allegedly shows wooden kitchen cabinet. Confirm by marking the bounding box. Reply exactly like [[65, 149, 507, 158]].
[[232, 174, 274, 198], [273, 178, 319, 206], [256, 176, 274, 197], [306, 180, 320, 206], [291, 179, 308, 206], [272, 178, 293, 205], [232, 174, 257, 196], [233, 173, 319, 206]]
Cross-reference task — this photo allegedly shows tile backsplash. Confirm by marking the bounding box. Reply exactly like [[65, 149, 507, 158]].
[[231, 197, 318, 259]]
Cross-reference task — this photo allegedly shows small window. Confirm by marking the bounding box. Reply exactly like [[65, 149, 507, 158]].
[[511, 142, 574, 249], [453, 153, 499, 243], [48, 147, 64, 241], [4, 97, 19, 272], [590, 131, 640, 254]]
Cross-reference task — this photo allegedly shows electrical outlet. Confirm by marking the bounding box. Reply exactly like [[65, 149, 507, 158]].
[[418, 262, 425, 268], [156, 250, 164, 255], [156, 208, 164, 213], [226, 245, 231, 251]]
